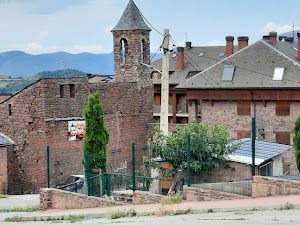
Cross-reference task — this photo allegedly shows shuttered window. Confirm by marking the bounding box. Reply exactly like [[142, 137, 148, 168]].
[[275, 101, 291, 116], [237, 131, 251, 139], [276, 132, 290, 145], [154, 94, 161, 105], [237, 101, 251, 115]]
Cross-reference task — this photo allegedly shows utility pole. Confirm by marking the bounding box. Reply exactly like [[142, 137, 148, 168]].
[[160, 29, 170, 136]]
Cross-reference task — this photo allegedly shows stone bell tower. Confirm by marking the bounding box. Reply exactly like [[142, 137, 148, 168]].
[[111, 0, 152, 86]]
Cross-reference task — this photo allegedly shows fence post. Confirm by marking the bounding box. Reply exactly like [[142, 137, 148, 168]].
[[252, 117, 256, 177], [107, 173, 111, 196], [102, 173, 106, 196], [132, 142, 136, 192], [85, 150, 91, 196], [187, 134, 191, 187], [47, 146, 50, 188]]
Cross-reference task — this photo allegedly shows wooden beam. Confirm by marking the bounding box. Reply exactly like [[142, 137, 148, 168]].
[[262, 100, 266, 107], [209, 99, 214, 106]]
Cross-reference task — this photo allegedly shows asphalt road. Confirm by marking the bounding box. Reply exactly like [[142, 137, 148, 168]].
[[1, 208, 300, 225], [0, 194, 40, 209]]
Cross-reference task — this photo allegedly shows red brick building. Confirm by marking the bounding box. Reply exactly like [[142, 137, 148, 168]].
[[0, 0, 154, 194]]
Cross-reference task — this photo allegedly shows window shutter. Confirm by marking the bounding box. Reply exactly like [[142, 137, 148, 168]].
[[275, 101, 291, 116], [237, 101, 251, 115], [276, 132, 290, 145]]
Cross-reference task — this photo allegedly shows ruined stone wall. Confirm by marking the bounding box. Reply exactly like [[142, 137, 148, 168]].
[[0, 146, 8, 195]]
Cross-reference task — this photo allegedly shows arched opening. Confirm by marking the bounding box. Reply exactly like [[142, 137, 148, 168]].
[[120, 38, 128, 64]]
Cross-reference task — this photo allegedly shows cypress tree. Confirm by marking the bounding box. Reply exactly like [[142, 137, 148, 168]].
[[294, 116, 300, 172], [83, 91, 109, 173]]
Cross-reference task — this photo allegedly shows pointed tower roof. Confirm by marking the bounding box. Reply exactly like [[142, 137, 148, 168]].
[[111, 0, 151, 32]]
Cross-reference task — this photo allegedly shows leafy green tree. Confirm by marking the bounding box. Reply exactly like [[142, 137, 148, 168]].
[[83, 91, 109, 173], [149, 120, 239, 175], [293, 116, 300, 172]]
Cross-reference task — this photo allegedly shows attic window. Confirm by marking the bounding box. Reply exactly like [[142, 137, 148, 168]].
[[199, 52, 205, 56], [186, 71, 200, 79], [273, 67, 284, 81], [69, 84, 75, 98], [219, 52, 226, 57], [222, 65, 235, 81]]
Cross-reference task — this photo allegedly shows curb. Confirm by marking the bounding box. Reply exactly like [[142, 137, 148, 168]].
[[21, 203, 300, 221]]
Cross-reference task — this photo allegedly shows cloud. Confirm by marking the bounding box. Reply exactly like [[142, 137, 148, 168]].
[[262, 22, 300, 34], [73, 44, 103, 53], [173, 42, 185, 47], [27, 42, 43, 51], [39, 31, 49, 40], [104, 26, 114, 34], [205, 40, 226, 46]]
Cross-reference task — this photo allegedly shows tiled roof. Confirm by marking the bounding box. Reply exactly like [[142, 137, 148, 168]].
[[111, 0, 151, 32], [228, 138, 292, 166], [176, 40, 300, 89], [150, 46, 238, 85]]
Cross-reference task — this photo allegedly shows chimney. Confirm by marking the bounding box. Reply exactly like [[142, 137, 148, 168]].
[[186, 42, 192, 49], [297, 33, 300, 60], [269, 31, 277, 44], [238, 36, 249, 50], [226, 36, 234, 57], [177, 47, 184, 71], [285, 37, 294, 43]]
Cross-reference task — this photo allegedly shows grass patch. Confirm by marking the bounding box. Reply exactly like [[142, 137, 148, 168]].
[[108, 208, 136, 219], [0, 204, 40, 212], [279, 202, 294, 210], [157, 207, 191, 216], [235, 217, 246, 220], [160, 193, 182, 205], [0, 196, 7, 198], [5, 216, 24, 222], [66, 215, 85, 223]]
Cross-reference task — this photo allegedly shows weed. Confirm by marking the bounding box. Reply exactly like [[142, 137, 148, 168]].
[[160, 193, 182, 205], [105, 201, 116, 207], [5, 216, 24, 222], [235, 217, 246, 220], [0, 196, 7, 198], [66, 215, 85, 223], [249, 208, 258, 211], [108, 208, 136, 219], [157, 207, 191, 216], [207, 208, 214, 213], [279, 202, 294, 210], [0, 204, 40, 212]]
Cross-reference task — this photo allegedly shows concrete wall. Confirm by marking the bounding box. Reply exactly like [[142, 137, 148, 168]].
[[40, 188, 126, 210], [252, 176, 300, 197]]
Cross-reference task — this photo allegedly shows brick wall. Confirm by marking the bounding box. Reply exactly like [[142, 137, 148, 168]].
[[0, 146, 8, 195], [187, 187, 249, 201], [40, 188, 126, 210], [252, 176, 300, 197]]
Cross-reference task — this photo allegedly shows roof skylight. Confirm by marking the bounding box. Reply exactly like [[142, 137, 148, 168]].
[[273, 67, 285, 81], [199, 52, 205, 56], [222, 65, 235, 81], [219, 52, 226, 57], [171, 53, 177, 58]]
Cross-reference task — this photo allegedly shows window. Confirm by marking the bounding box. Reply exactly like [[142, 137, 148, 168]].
[[8, 104, 12, 116], [237, 131, 251, 139], [141, 39, 145, 63], [237, 101, 251, 115], [259, 161, 273, 176], [199, 52, 205, 56], [275, 101, 291, 116], [154, 94, 161, 105], [219, 52, 226, 57], [273, 67, 284, 81], [120, 38, 128, 64], [222, 66, 235, 81], [69, 84, 75, 98], [151, 72, 161, 79], [60, 85, 64, 98], [276, 132, 290, 145], [186, 71, 200, 79]]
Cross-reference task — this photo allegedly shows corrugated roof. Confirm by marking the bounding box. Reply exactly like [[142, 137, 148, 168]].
[[176, 40, 300, 89], [228, 138, 292, 165], [111, 0, 151, 32], [150, 46, 238, 85]]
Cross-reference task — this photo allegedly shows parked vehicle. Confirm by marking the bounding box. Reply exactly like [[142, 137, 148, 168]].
[[57, 175, 84, 192]]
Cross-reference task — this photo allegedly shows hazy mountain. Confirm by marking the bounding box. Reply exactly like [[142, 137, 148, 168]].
[[0, 51, 162, 78]]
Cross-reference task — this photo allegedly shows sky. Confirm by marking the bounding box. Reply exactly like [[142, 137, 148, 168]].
[[0, 0, 300, 55]]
